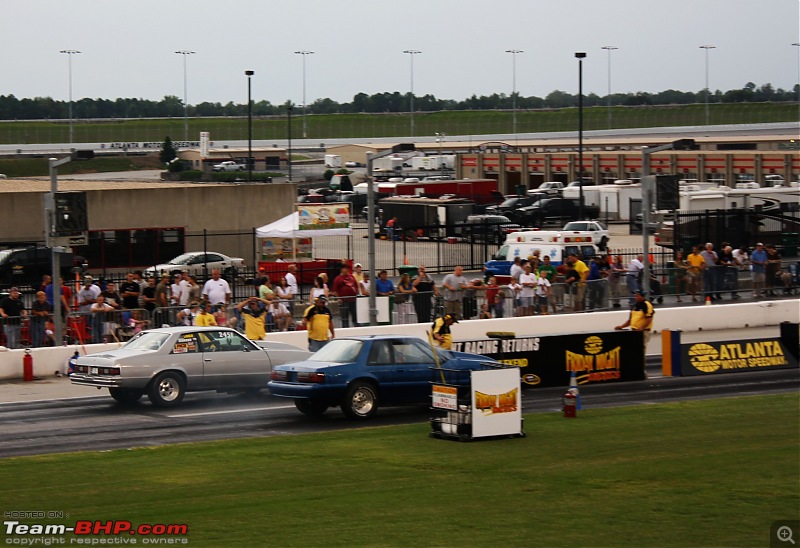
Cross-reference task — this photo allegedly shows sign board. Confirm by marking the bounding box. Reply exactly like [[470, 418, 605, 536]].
[[471, 368, 522, 438], [451, 331, 646, 388], [680, 338, 798, 376], [260, 237, 312, 260], [53, 233, 88, 247], [200, 132, 210, 158], [297, 204, 350, 231], [431, 384, 458, 410]]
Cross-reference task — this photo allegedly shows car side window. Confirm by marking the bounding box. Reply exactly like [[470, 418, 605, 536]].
[[172, 333, 200, 354], [392, 340, 429, 363], [207, 254, 223, 262], [367, 341, 392, 365]]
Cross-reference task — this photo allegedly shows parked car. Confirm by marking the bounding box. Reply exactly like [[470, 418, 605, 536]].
[[532, 181, 565, 196], [70, 326, 311, 407], [483, 194, 539, 216], [459, 215, 521, 244], [143, 252, 245, 279], [212, 161, 246, 172], [511, 198, 600, 226], [268, 336, 498, 420], [0, 246, 87, 289], [562, 220, 610, 250]]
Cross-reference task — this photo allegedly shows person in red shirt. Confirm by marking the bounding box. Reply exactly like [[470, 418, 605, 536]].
[[332, 265, 359, 328]]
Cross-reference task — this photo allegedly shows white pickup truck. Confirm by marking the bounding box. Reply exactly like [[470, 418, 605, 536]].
[[212, 160, 246, 172]]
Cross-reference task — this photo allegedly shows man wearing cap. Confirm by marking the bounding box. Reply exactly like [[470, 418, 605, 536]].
[[615, 290, 655, 349], [0, 287, 27, 349], [237, 296, 270, 340], [303, 295, 335, 352], [431, 314, 457, 350], [77, 276, 101, 314]]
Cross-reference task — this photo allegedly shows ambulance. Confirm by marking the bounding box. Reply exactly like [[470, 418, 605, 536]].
[[484, 230, 599, 278]]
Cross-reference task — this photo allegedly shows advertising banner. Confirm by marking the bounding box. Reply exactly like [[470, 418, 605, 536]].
[[471, 368, 522, 438], [259, 237, 312, 260], [297, 204, 350, 231], [451, 331, 646, 388], [680, 337, 798, 376]]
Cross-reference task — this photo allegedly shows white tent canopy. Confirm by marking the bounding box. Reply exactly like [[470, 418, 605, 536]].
[[255, 211, 352, 238]]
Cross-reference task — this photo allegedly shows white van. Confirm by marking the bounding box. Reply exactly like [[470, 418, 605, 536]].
[[484, 230, 598, 278]]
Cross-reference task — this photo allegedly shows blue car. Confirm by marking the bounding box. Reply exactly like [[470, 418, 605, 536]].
[[268, 335, 498, 420]]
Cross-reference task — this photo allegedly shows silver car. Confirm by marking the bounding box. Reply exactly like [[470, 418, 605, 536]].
[[69, 327, 310, 407]]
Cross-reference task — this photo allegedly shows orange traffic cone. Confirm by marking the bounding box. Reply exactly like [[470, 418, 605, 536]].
[[705, 296, 712, 305]]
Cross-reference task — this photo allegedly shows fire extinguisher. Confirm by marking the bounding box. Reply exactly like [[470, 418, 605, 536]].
[[23, 348, 34, 382], [563, 389, 577, 418]]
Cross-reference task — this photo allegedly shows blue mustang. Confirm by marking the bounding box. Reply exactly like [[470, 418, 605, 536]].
[[268, 335, 498, 419]]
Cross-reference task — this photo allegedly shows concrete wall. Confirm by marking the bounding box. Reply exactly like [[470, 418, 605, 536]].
[[1, 300, 797, 382], [0, 182, 297, 242]]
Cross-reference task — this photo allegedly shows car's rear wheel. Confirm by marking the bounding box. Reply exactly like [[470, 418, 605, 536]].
[[341, 382, 378, 420], [147, 371, 186, 407], [108, 387, 143, 405], [294, 399, 328, 416]]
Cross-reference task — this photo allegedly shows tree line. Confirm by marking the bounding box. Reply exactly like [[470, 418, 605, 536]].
[[0, 82, 796, 121]]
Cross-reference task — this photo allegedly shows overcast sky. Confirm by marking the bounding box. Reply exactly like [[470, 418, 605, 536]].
[[4, 0, 799, 107]]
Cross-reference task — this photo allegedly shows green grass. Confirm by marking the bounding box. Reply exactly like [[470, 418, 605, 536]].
[[0, 103, 795, 145], [1, 394, 797, 547]]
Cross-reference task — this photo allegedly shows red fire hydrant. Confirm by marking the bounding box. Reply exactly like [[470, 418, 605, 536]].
[[23, 349, 34, 382], [563, 389, 577, 418]]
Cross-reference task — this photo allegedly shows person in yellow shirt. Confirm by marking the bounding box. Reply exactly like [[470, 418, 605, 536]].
[[237, 296, 270, 341], [686, 245, 706, 302], [568, 253, 589, 312], [303, 295, 335, 352], [195, 301, 217, 327], [615, 290, 655, 349], [431, 314, 458, 350]]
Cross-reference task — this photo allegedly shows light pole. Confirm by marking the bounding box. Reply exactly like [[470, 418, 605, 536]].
[[287, 104, 293, 182], [59, 49, 81, 144], [403, 49, 421, 136], [505, 49, 523, 135], [575, 52, 586, 220], [793, 43, 800, 146], [245, 70, 254, 183], [175, 50, 195, 142], [699, 45, 716, 125], [601, 45, 618, 130], [435, 132, 446, 177], [294, 51, 314, 139]]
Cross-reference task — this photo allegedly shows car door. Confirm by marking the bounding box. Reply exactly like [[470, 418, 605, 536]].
[[390, 338, 437, 403], [166, 332, 207, 390], [200, 330, 271, 390], [364, 340, 398, 402]]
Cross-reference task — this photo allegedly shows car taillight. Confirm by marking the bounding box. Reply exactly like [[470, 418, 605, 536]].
[[271, 370, 287, 381], [297, 372, 325, 383], [75, 365, 88, 373]]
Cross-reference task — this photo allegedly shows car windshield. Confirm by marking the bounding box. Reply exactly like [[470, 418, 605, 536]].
[[166, 253, 197, 265], [308, 339, 363, 363], [122, 331, 171, 351], [0, 249, 15, 263]]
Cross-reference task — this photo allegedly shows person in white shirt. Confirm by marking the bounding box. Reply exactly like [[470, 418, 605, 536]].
[[626, 254, 645, 306], [170, 273, 184, 307], [77, 276, 101, 314], [518, 264, 537, 316], [267, 300, 291, 332], [508, 279, 522, 317], [535, 270, 552, 316], [202, 269, 231, 307], [285, 264, 299, 297]]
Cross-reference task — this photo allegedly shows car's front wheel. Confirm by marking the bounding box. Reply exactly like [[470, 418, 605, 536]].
[[295, 399, 328, 416], [108, 387, 143, 405], [341, 382, 378, 420], [147, 371, 186, 407]]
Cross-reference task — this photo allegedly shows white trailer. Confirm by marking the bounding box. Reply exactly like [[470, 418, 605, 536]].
[[324, 154, 342, 168]]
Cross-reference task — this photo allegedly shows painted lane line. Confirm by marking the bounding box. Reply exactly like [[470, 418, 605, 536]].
[[168, 404, 296, 418]]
